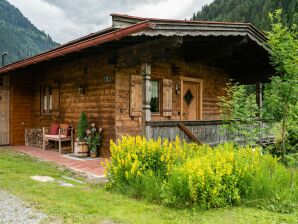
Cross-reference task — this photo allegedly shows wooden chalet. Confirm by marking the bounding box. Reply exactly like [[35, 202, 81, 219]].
[[0, 14, 274, 157]]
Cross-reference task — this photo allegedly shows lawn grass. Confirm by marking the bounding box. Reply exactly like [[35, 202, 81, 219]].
[[0, 148, 297, 224]]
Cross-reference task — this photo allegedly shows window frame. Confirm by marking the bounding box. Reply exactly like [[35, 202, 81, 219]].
[[150, 79, 162, 115], [41, 85, 53, 115]]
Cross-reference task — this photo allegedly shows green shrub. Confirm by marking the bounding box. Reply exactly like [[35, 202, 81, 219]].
[[77, 112, 88, 141], [105, 136, 298, 211]]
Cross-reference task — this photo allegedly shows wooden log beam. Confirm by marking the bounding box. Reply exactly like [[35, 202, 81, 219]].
[[256, 82, 263, 109], [117, 36, 183, 68], [142, 63, 152, 139], [178, 123, 201, 144]]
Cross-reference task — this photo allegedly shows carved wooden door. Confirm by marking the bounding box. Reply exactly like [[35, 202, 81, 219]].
[[0, 89, 9, 145], [183, 82, 199, 120]]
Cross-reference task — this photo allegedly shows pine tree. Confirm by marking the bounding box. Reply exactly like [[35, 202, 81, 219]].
[[77, 112, 88, 141]]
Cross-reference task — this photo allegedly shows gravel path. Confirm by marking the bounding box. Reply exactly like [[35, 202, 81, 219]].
[[0, 190, 47, 224]]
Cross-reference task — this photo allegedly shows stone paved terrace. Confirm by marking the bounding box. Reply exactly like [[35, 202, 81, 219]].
[[3, 146, 106, 177]]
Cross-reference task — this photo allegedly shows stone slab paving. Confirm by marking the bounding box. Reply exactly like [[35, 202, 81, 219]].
[[0, 190, 47, 224], [7, 146, 107, 177]]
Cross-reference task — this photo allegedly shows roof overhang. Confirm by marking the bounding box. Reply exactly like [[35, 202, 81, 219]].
[[0, 20, 155, 74], [0, 13, 270, 77], [111, 14, 268, 48]]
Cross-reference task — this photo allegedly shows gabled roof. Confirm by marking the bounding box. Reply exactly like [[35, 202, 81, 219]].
[[111, 14, 267, 45], [0, 13, 268, 74], [0, 20, 154, 74]]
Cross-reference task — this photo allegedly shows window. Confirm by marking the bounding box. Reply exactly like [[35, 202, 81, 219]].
[[42, 85, 52, 114], [150, 80, 160, 113]]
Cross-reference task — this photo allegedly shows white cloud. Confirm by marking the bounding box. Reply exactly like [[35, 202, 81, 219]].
[[7, 0, 213, 44]]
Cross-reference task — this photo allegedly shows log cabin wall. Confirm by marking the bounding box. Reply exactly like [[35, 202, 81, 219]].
[[8, 43, 229, 155], [10, 72, 34, 145], [30, 54, 116, 157], [115, 58, 230, 139]]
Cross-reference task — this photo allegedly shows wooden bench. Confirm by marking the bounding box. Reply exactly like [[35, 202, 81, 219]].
[[42, 127, 74, 154]]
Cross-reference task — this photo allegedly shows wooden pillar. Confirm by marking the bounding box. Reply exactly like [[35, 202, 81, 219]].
[[142, 63, 151, 139], [256, 82, 263, 109]]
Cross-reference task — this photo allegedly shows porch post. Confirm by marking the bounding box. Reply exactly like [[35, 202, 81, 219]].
[[256, 82, 263, 143], [256, 82, 263, 110], [141, 63, 151, 139]]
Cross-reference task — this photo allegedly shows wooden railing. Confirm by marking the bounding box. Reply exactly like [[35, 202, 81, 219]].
[[147, 120, 274, 146]]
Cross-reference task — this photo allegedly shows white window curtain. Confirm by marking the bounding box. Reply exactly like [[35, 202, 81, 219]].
[[151, 81, 159, 98]]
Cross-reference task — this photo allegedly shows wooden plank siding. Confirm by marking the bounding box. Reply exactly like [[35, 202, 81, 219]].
[[10, 54, 116, 157], [10, 73, 34, 145], [115, 58, 230, 138], [9, 47, 229, 156]]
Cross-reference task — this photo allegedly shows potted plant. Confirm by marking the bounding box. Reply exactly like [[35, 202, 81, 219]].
[[85, 123, 102, 158], [74, 112, 89, 157]]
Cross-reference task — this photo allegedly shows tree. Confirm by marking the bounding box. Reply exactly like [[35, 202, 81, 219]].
[[77, 112, 88, 141], [263, 9, 298, 158], [218, 82, 260, 145], [218, 10, 297, 152]]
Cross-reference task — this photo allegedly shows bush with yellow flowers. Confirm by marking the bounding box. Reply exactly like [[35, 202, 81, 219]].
[[105, 136, 188, 186], [104, 136, 297, 209]]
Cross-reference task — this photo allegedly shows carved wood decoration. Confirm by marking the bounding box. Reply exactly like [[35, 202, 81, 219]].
[[130, 74, 143, 117], [180, 77, 203, 121], [141, 63, 152, 139], [162, 79, 173, 117], [148, 120, 273, 146]]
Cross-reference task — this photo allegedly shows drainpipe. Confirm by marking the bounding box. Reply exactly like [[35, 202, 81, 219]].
[[0, 52, 8, 86], [1, 52, 8, 67]]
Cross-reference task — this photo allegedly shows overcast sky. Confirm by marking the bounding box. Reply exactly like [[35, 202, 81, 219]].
[[7, 0, 213, 44]]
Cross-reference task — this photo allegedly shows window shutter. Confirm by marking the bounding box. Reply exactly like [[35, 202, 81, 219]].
[[130, 75, 143, 117], [52, 82, 60, 117], [163, 79, 172, 117], [35, 86, 41, 116]]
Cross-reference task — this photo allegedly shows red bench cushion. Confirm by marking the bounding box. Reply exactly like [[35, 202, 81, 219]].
[[50, 123, 60, 135]]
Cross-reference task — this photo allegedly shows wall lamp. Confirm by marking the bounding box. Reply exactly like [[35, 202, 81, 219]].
[[175, 82, 181, 95]]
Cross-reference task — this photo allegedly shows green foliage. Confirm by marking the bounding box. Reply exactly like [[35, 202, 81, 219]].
[[77, 112, 88, 141], [105, 136, 298, 211], [267, 10, 298, 79], [218, 82, 261, 144], [0, 0, 58, 65], [85, 126, 101, 152], [1, 149, 297, 223], [192, 0, 298, 31], [263, 10, 298, 158]]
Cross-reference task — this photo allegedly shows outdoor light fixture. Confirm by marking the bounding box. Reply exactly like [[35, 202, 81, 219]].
[[78, 84, 85, 95], [175, 83, 181, 95]]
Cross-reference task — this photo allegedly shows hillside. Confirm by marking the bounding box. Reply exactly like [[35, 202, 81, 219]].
[[0, 0, 58, 65], [192, 0, 298, 31]]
